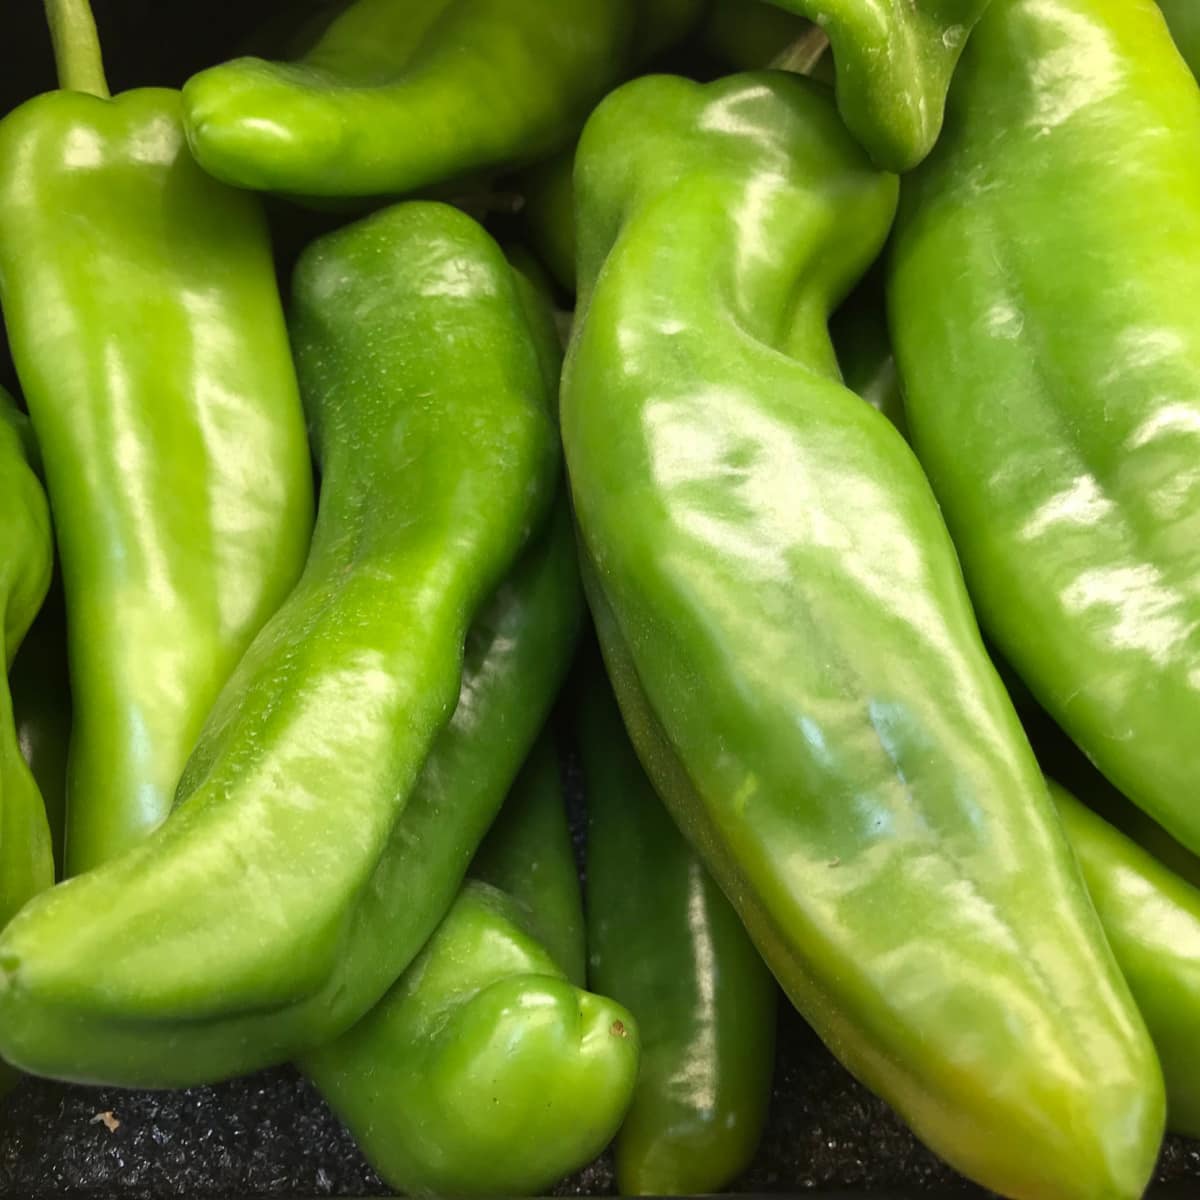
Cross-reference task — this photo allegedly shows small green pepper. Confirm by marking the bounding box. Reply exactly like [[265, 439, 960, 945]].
[[1051, 781, 1200, 1139], [306, 889, 636, 1196], [578, 664, 776, 1195], [305, 736, 638, 1195], [562, 70, 1163, 1200], [0, 390, 54, 1099], [741, 0, 992, 170], [0, 0, 315, 877], [889, 0, 1200, 858], [0, 202, 561, 1087]]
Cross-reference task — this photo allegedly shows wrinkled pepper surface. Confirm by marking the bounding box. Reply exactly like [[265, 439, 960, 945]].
[[1052, 781, 1200, 1139], [0, 390, 54, 1099], [0, 202, 562, 1087], [745, 0, 992, 170], [0, 0, 314, 877], [306, 735, 637, 1195], [562, 70, 1163, 1200], [578, 664, 776, 1195], [890, 0, 1200, 858], [1159, 0, 1200, 76]]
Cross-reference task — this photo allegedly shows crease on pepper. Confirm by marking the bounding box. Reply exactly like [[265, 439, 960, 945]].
[[0, 201, 563, 1087], [0, 389, 55, 1099], [0, 0, 315, 878], [889, 0, 1200, 859], [305, 733, 638, 1196], [561, 68, 1163, 1200]]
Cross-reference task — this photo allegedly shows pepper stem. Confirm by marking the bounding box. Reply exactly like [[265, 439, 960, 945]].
[[44, 0, 110, 99], [769, 25, 831, 75]]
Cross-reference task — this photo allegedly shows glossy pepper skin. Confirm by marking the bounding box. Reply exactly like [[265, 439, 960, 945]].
[[1051, 781, 1200, 1139], [889, 0, 1200, 859], [182, 0, 632, 199], [306, 737, 637, 1195], [578, 665, 776, 1195], [0, 391, 54, 1099], [471, 735, 586, 987], [0, 5, 315, 877], [0, 202, 561, 1087], [561, 71, 1163, 1200], [744, 0, 991, 170], [1159, 0, 1200, 75], [305, 890, 636, 1198]]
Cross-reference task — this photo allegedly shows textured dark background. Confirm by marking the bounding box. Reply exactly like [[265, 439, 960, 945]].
[[3, 3, 1200, 1196], [5, 968, 1200, 1198], [2, 753, 1199, 1196]]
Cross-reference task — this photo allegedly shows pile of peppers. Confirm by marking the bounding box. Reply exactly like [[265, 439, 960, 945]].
[[1, 0, 1199, 1196]]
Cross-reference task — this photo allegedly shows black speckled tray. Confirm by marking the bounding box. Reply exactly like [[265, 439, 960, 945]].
[[3, 744, 1199, 1197], [3, 1004, 1199, 1197], [3, 3, 1199, 1195]]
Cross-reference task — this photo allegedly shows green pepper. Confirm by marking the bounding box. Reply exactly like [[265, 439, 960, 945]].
[[578, 664, 776, 1195], [470, 735, 586, 986], [0, 389, 54, 1099], [181, 0, 632, 200], [1051, 781, 1200, 1139], [889, 0, 1200, 859], [561, 70, 1163, 1200], [1025, 703, 1200, 895], [0, 201, 562, 1087], [742, 0, 992, 170], [305, 736, 637, 1195], [1159, 0, 1200, 76], [9, 584, 70, 880], [0, 0, 315, 877]]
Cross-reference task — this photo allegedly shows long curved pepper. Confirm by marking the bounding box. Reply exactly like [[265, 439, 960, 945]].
[[0, 202, 561, 1087], [1052, 782, 1200, 1139], [890, 0, 1200, 858], [578, 666, 776, 1195], [181, 0, 634, 199], [0, 0, 314, 877], [561, 71, 1163, 1200]]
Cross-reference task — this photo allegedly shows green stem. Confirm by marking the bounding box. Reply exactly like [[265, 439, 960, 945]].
[[44, 0, 110, 98], [769, 25, 830, 75]]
